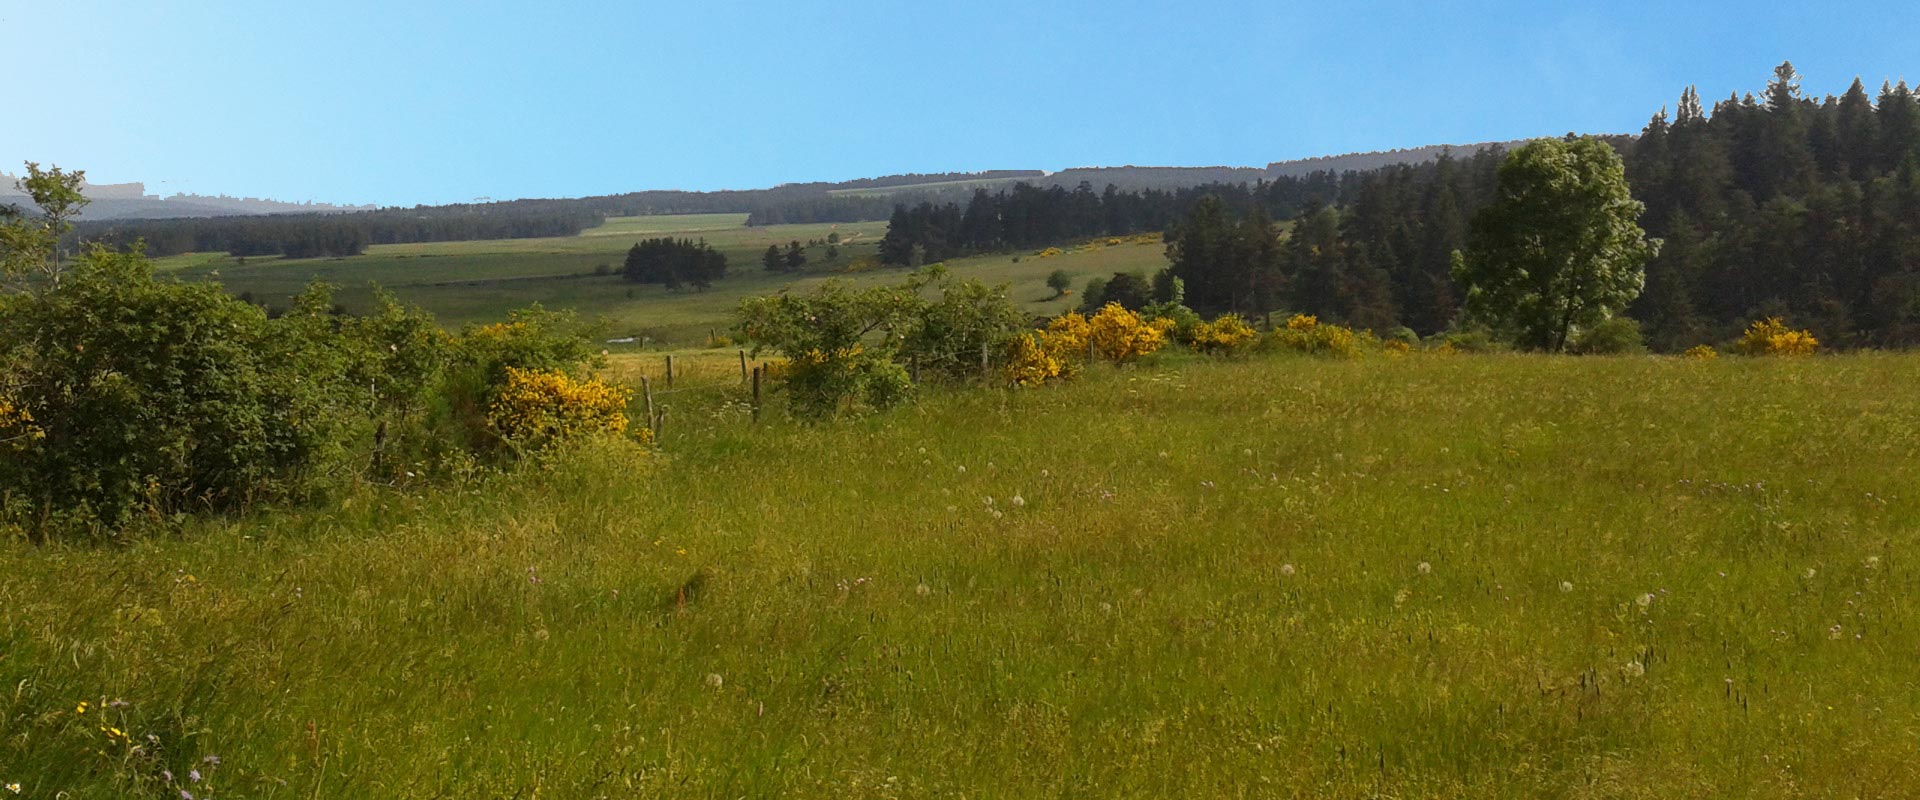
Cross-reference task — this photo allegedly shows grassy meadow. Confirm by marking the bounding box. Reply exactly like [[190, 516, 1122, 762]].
[[152, 214, 1167, 346], [4, 352, 1917, 797]]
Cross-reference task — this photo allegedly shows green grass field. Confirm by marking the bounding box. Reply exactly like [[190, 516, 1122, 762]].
[[4, 352, 1917, 797], [151, 215, 1171, 346]]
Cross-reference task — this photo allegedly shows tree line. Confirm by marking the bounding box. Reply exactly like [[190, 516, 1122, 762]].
[[878, 64, 1920, 349], [75, 202, 607, 259]]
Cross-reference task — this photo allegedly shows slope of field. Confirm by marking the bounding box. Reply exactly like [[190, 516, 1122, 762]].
[[4, 354, 1916, 797], [154, 216, 1173, 345]]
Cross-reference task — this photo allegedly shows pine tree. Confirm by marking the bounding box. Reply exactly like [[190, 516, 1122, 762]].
[[1837, 78, 1879, 180]]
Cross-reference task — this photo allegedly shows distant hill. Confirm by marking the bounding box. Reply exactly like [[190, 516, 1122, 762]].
[[0, 172, 374, 220]]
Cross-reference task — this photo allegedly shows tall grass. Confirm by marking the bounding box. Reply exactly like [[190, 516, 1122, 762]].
[[3, 354, 1917, 797]]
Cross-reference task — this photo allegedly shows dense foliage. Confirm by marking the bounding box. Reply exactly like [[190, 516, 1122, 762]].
[[2, 172, 638, 539], [622, 237, 727, 289], [1453, 138, 1659, 351], [865, 65, 1920, 351]]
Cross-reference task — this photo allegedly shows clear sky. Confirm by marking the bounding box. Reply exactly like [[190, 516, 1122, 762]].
[[3, 0, 1915, 206]]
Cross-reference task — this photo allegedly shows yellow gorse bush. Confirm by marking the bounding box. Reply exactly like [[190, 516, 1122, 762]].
[[1188, 314, 1258, 355], [1004, 332, 1064, 387], [1683, 344, 1719, 360], [471, 321, 531, 342], [487, 367, 639, 447], [1088, 303, 1173, 362], [1041, 312, 1092, 358], [1738, 318, 1818, 356], [1269, 314, 1363, 358]]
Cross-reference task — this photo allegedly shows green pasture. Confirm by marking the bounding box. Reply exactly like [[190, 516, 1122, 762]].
[[4, 353, 1916, 797], [152, 215, 1173, 345]]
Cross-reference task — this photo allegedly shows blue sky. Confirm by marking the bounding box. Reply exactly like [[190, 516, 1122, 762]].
[[3, 1, 1915, 206]]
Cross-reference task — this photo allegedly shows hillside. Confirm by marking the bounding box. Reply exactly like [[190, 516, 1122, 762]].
[[0, 171, 374, 220], [5, 353, 1915, 797]]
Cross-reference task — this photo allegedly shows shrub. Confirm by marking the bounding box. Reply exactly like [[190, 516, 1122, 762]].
[[441, 306, 607, 457], [487, 367, 636, 449], [1571, 317, 1646, 355], [1738, 317, 1819, 356], [1188, 314, 1257, 355], [1087, 303, 1173, 362], [1431, 327, 1505, 354], [736, 276, 923, 417], [0, 248, 373, 536], [1266, 314, 1362, 358], [899, 275, 1025, 381], [1003, 332, 1064, 387], [1683, 344, 1719, 360], [1046, 269, 1072, 296]]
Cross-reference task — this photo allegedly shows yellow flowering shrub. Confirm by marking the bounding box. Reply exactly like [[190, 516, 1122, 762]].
[[1683, 344, 1719, 360], [1004, 332, 1064, 386], [1188, 314, 1258, 355], [470, 321, 531, 343], [487, 367, 639, 448], [1382, 339, 1412, 357], [1088, 303, 1173, 362], [1267, 314, 1362, 358], [1035, 247, 1065, 258], [1738, 318, 1818, 356], [1041, 312, 1092, 359]]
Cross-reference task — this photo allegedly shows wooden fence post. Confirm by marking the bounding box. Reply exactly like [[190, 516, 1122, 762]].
[[738, 350, 748, 382], [664, 355, 674, 389], [751, 366, 762, 423], [641, 377, 656, 437]]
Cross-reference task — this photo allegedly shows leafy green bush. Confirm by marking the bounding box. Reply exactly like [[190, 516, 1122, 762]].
[[0, 248, 371, 536], [899, 273, 1025, 382], [1430, 326, 1507, 354], [737, 277, 923, 418], [1571, 316, 1646, 355]]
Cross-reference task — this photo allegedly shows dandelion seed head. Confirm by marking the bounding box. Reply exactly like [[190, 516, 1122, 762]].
[[1279, 563, 1296, 577], [1417, 562, 1432, 576], [1623, 660, 1646, 678], [915, 583, 931, 597], [1559, 581, 1574, 593], [1010, 495, 1025, 508], [705, 673, 724, 689], [1636, 593, 1655, 608]]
